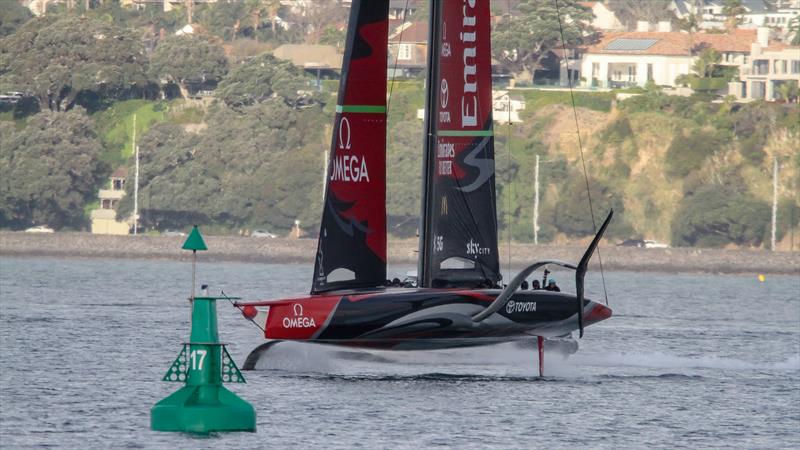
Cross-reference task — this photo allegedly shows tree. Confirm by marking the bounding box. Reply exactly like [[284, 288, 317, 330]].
[[790, 16, 800, 46], [148, 34, 228, 99], [117, 99, 327, 231], [0, 108, 107, 229], [692, 48, 721, 78], [607, 0, 673, 30], [0, 16, 148, 112], [678, 12, 700, 57], [492, 0, 594, 84], [671, 185, 770, 248], [215, 53, 322, 110], [722, 0, 746, 31], [0, 1, 33, 37]]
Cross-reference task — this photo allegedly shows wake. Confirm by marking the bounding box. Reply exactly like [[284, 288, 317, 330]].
[[247, 341, 800, 377]]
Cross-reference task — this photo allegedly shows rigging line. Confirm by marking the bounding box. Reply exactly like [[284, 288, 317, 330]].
[[386, 0, 412, 114], [553, 0, 609, 305]]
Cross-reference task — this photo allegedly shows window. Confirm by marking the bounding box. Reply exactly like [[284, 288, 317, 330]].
[[647, 63, 654, 81], [792, 60, 800, 74], [753, 60, 769, 75], [592, 62, 600, 78], [627, 65, 636, 82], [112, 178, 124, 190], [398, 44, 412, 61]]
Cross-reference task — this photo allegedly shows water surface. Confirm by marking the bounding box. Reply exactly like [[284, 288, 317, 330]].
[[1, 257, 798, 449]]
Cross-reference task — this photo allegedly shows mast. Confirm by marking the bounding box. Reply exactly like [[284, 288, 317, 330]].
[[533, 154, 540, 245], [418, 0, 442, 288], [133, 114, 139, 236], [771, 157, 778, 251]]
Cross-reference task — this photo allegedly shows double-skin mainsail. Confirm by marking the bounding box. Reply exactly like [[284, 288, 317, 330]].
[[314, 0, 500, 293], [312, 0, 390, 293], [418, 0, 501, 288]]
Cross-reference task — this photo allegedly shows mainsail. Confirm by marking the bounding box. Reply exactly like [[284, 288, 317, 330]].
[[419, 0, 501, 288], [312, 0, 390, 293]]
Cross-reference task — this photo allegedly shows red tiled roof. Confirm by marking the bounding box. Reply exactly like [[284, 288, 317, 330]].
[[389, 21, 427, 43], [111, 167, 128, 178], [586, 29, 757, 56]]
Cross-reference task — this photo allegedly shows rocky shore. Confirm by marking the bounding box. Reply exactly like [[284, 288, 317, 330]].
[[1, 232, 798, 275]]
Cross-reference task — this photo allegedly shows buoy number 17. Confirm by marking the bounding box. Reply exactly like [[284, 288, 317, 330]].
[[189, 349, 207, 370]]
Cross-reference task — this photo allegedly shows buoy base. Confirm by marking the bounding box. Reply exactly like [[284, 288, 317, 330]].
[[151, 385, 256, 433]]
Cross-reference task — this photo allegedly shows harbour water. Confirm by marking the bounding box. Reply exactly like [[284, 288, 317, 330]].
[[1, 256, 798, 449]]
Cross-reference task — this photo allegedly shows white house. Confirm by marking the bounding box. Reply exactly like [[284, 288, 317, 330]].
[[670, 0, 799, 32], [737, 28, 800, 100], [580, 28, 756, 88]]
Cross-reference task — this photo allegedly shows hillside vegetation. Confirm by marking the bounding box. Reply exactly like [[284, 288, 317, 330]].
[[0, 4, 798, 250]]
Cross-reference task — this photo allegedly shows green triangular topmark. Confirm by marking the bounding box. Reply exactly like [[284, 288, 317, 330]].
[[182, 225, 208, 251]]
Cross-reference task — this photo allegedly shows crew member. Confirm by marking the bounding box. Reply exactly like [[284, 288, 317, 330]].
[[531, 279, 540, 290], [545, 278, 560, 292]]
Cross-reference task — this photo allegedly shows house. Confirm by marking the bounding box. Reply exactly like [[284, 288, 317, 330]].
[[272, 44, 343, 81], [388, 21, 428, 77], [670, 0, 799, 32], [90, 168, 131, 235], [492, 91, 526, 124], [578, 1, 625, 31], [580, 28, 756, 88], [736, 28, 800, 100]]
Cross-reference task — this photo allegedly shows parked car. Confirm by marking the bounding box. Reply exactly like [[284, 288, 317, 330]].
[[643, 240, 669, 249], [618, 238, 669, 249], [251, 230, 277, 238], [162, 230, 186, 237], [618, 238, 645, 248], [24, 225, 54, 233]]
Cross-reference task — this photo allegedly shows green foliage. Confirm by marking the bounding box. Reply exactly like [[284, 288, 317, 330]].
[[0, 1, 33, 37], [692, 48, 721, 78], [551, 178, 633, 239], [0, 16, 148, 112], [216, 53, 322, 109], [517, 89, 613, 114], [0, 108, 107, 229], [665, 129, 724, 178], [492, 0, 593, 83], [91, 99, 168, 166], [607, 0, 674, 29], [671, 185, 770, 247], [149, 35, 228, 98], [117, 99, 326, 232]]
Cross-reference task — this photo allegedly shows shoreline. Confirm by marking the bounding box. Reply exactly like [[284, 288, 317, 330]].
[[1, 232, 798, 275]]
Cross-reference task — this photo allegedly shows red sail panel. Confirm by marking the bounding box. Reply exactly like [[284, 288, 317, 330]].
[[312, 0, 389, 294], [420, 0, 501, 288]]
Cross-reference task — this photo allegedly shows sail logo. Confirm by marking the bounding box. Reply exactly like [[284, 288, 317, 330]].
[[282, 303, 316, 329], [439, 79, 451, 123], [506, 300, 536, 314], [466, 238, 490, 255], [331, 116, 370, 182], [460, 0, 479, 128], [338, 117, 351, 150]]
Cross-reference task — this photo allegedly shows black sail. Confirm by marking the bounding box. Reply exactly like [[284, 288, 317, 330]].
[[311, 0, 390, 294], [418, 0, 501, 288]]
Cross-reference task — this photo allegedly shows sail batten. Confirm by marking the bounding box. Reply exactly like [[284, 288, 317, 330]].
[[419, 0, 501, 289], [312, 0, 390, 294]]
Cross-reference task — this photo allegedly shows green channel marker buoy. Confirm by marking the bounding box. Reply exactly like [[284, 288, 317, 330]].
[[151, 227, 256, 433]]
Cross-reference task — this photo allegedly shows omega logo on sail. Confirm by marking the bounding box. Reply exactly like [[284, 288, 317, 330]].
[[282, 303, 317, 328], [330, 116, 370, 182], [460, 0, 478, 128]]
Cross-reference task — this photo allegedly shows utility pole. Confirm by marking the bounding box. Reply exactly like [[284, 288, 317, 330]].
[[533, 154, 540, 245], [771, 157, 778, 251], [133, 114, 140, 236]]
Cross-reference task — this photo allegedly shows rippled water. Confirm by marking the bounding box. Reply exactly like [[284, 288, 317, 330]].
[[1, 256, 798, 449]]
